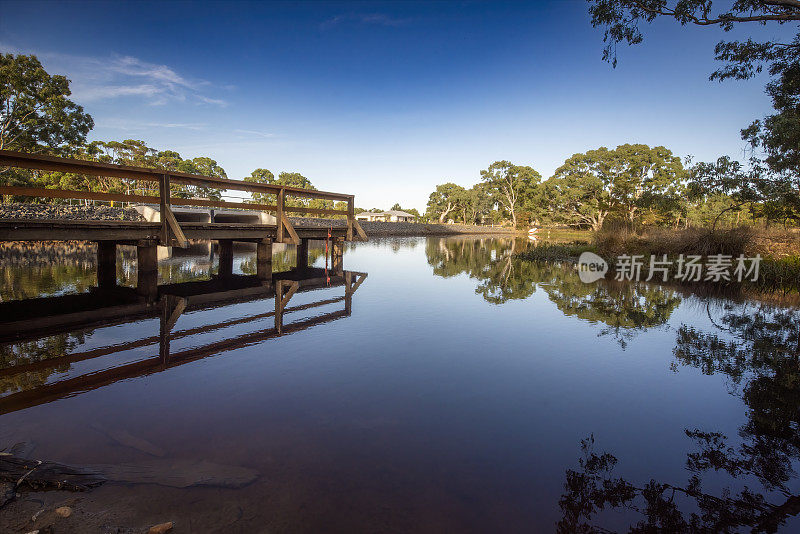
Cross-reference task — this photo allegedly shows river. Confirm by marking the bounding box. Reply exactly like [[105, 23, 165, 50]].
[[1, 236, 799, 532]]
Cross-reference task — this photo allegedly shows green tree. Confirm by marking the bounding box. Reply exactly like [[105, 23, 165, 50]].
[[480, 161, 541, 228], [274, 171, 313, 190], [179, 156, 225, 201], [244, 169, 320, 210], [100, 139, 156, 167], [548, 148, 614, 230], [610, 143, 685, 224], [244, 168, 276, 204], [460, 184, 493, 225], [426, 182, 466, 223], [548, 144, 684, 230], [0, 54, 93, 155]]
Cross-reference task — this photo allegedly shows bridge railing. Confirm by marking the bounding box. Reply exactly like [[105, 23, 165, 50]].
[[0, 149, 367, 247]]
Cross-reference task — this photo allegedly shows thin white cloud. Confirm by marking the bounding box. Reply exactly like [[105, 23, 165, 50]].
[[0, 43, 227, 107], [78, 84, 162, 100], [98, 118, 208, 131], [321, 13, 411, 29], [196, 95, 228, 106], [234, 129, 277, 138], [111, 55, 196, 88]]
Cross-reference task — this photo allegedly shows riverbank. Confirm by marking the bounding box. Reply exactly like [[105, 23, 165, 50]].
[[289, 216, 517, 236], [518, 226, 800, 294], [0, 204, 518, 237]]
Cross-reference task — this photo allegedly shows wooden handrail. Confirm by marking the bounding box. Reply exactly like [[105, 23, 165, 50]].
[[0, 149, 352, 201], [0, 186, 349, 216], [0, 150, 367, 244]]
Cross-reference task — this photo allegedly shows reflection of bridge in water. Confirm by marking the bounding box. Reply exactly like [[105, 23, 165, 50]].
[[0, 267, 367, 415]]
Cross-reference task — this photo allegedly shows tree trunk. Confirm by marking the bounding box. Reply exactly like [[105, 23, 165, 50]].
[[438, 202, 453, 223]]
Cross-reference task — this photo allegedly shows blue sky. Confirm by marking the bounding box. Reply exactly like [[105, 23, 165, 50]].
[[1, 1, 792, 211]]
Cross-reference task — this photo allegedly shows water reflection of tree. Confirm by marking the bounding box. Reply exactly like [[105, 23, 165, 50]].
[[545, 276, 682, 348], [557, 303, 800, 533], [426, 238, 545, 303], [0, 334, 84, 395], [426, 238, 681, 343], [0, 264, 97, 301], [240, 246, 325, 275]]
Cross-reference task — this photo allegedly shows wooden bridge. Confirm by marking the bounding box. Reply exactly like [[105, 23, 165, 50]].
[[0, 150, 367, 296]]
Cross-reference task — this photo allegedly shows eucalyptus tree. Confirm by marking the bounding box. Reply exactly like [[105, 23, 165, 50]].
[[244, 168, 275, 204], [548, 144, 684, 229], [461, 183, 494, 225], [426, 182, 466, 223], [610, 143, 685, 224], [244, 168, 331, 211], [176, 156, 225, 201], [0, 54, 93, 155], [480, 160, 542, 228], [547, 148, 615, 231]]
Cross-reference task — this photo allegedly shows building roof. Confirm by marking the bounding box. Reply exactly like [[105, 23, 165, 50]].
[[363, 210, 416, 218]]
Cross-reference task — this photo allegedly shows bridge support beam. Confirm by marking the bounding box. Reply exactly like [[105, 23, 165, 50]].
[[296, 239, 309, 271], [96, 241, 117, 289], [218, 239, 233, 277], [137, 241, 158, 300], [256, 238, 272, 280]]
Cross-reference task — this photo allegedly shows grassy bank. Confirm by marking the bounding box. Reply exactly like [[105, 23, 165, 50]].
[[519, 226, 800, 295]]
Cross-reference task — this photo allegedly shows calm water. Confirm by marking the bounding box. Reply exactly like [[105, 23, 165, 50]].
[[1, 236, 799, 532]]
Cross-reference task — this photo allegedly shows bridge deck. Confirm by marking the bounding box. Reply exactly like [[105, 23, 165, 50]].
[[0, 218, 348, 243]]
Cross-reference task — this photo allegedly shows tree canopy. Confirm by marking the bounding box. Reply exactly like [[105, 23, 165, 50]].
[[426, 182, 466, 223], [0, 53, 93, 155], [480, 161, 542, 228]]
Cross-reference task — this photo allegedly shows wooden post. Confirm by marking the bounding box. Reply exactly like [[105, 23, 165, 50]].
[[277, 188, 285, 243], [296, 238, 309, 271], [256, 238, 272, 280], [157, 173, 188, 248], [344, 271, 352, 315], [159, 174, 170, 245], [346, 196, 354, 241], [218, 239, 234, 277], [332, 238, 344, 274], [159, 299, 171, 365], [137, 240, 158, 300], [274, 280, 285, 336], [96, 241, 117, 289], [159, 295, 186, 365]]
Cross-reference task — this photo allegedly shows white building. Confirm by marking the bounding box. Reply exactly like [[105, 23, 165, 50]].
[[356, 210, 417, 223]]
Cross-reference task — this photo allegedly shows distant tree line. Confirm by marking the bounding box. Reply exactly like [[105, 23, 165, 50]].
[[424, 144, 767, 230]]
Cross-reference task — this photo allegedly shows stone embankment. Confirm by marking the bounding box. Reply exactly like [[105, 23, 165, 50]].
[[0, 203, 142, 221], [0, 204, 518, 237]]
